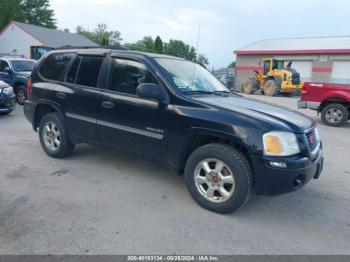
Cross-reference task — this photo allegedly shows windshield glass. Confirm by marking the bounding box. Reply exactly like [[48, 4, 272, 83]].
[[155, 58, 229, 93], [12, 60, 34, 72], [273, 60, 284, 70]]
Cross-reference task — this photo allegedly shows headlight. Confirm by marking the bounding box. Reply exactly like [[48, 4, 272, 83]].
[[1, 86, 13, 95], [263, 131, 300, 156]]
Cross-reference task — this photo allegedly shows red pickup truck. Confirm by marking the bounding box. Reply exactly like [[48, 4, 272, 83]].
[[298, 82, 350, 127]]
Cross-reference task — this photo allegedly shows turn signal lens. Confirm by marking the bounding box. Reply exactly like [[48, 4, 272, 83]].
[[264, 135, 283, 154], [263, 131, 300, 156]]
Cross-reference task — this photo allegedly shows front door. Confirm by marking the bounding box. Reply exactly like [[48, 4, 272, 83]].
[[97, 56, 173, 162]]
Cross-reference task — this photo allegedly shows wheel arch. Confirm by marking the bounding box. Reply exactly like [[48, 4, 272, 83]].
[[178, 131, 253, 176], [34, 102, 64, 130], [320, 97, 350, 111]]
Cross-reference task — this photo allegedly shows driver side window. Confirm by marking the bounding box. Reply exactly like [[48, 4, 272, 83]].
[[109, 58, 157, 95]]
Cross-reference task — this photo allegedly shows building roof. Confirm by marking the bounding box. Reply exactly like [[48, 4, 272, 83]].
[[235, 36, 350, 55], [8, 21, 99, 48]]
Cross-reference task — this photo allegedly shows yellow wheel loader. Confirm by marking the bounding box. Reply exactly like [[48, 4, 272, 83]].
[[242, 58, 303, 96]]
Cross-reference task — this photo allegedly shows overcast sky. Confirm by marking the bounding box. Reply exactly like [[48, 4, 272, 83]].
[[50, 0, 350, 69]]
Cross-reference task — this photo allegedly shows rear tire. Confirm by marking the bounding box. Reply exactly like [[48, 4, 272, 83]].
[[321, 103, 348, 127], [15, 85, 27, 105], [39, 112, 75, 158], [184, 143, 253, 214], [263, 79, 280, 96]]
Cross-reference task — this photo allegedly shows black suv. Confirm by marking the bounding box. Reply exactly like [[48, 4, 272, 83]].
[[24, 49, 324, 213]]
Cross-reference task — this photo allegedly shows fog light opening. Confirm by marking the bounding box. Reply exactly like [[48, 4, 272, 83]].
[[269, 161, 287, 168], [293, 175, 306, 190]]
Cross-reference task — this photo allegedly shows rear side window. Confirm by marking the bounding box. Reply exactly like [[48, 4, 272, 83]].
[[39, 53, 74, 81], [75, 56, 103, 87], [66, 56, 82, 83]]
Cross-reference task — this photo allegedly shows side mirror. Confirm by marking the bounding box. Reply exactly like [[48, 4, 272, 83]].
[[136, 83, 168, 104], [4, 67, 11, 74]]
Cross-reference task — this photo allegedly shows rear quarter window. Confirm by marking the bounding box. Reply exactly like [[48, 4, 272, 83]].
[[39, 53, 74, 81]]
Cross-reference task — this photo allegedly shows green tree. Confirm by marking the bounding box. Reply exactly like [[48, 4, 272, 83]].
[[228, 61, 236, 68], [163, 39, 196, 61], [154, 36, 163, 54], [196, 54, 209, 68], [21, 0, 56, 28], [0, 0, 24, 30], [0, 0, 56, 30], [125, 36, 155, 52], [125, 36, 210, 68], [77, 23, 122, 46]]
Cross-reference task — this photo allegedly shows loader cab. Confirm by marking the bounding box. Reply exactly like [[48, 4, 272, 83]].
[[261, 59, 285, 75]]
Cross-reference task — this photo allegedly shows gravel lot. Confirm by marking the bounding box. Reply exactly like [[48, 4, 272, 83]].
[[0, 94, 349, 255]]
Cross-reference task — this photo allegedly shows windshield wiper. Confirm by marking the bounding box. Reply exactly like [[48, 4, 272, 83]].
[[182, 90, 229, 97]]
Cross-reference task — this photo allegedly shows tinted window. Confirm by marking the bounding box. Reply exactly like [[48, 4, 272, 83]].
[[39, 53, 74, 80], [76, 56, 103, 87], [109, 58, 157, 95], [66, 56, 82, 83], [12, 60, 34, 72], [0, 60, 9, 72]]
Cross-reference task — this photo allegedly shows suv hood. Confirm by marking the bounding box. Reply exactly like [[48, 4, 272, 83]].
[[194, 95, 314, 133]]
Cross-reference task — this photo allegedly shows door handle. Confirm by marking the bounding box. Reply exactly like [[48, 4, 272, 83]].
[[102, 101, 114, 109], [56, 92, 66, 99]]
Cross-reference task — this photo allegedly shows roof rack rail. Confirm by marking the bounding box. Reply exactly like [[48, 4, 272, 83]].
[[55, 45, 127, 50]]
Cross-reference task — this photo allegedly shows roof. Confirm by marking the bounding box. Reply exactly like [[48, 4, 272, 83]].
[[9, 21, 99, 48], [49, 48, 186, 60], [235, 36, 350, 55]]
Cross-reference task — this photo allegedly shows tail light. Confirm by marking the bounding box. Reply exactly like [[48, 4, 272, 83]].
[[27, 78, 32, 98]]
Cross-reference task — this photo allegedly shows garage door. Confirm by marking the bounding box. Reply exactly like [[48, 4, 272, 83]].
[[289, 61, 312, 81], [331, 61, 350, 84]]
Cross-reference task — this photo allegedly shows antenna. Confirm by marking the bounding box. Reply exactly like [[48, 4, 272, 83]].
[[191, 26, 201, 87]]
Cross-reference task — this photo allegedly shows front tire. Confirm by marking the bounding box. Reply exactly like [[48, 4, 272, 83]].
[[263, 79, 280, 96], [184, 143, 253, 214], [39, 112, 75, 158], [15, 85, 27, 105], [321, 103, 348, 127]]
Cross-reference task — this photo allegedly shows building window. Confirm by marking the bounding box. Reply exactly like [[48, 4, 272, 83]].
[[331, 61, 350, 84]]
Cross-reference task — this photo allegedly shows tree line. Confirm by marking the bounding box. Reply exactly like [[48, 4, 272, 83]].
[[0, 1, 210, 67], [76, 24, 209, 68], [0, 0, 56, 29]]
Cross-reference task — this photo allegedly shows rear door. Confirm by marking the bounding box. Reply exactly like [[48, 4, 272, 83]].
[[96, 55, 173, 162], [62, 55, 106, 143]]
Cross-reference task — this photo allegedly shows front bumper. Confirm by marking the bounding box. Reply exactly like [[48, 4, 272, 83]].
[[297, 100, 320, 110], [251, 148, 323, 195], [0, 93, 16, 113]]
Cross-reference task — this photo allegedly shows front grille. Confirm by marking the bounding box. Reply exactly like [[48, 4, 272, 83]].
[[306, 129, 318, 152]]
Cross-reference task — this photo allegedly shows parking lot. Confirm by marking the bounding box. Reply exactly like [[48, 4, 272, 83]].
[[0, 94, 349, 255]]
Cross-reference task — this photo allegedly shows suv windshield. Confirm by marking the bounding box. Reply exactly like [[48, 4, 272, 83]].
[[12, 60, 34, 72], [156, 58, 229, 94]]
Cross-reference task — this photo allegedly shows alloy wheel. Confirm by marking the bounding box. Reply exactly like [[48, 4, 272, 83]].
[[194, 158, 235, 203], [43, 121, 61, 151]]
